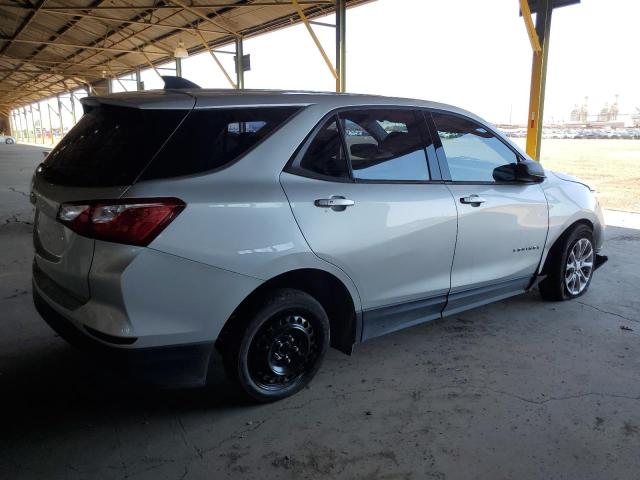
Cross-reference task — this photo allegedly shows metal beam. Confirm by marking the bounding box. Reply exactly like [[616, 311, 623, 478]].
[[168, 0, 239, 36], [336, 0, 346, 93], [56, 95, 64, 137], [0, 0, 45, 56], [291, 0, 338, 84], [195, 29, 236, 88], [42, 10, 227, 35], [47, 103, 54, 145], [0, 0, 356, 109], [0, 38, 168, 56], [9, 110, 16, 137], [29, 104, 35, 143], [37, 102, 44, 142], [0, 56, 126, 69], [19, 108, 24, 142], [0, 0, 104, 94], [525, 0, 552, 160], [235, 37, 244, 89], [2, 2, 335, 10], [519, 0, 541, 53], [15, 108, 22, 141], [23, 107, 31, 142], [135, 68, 143, 90]]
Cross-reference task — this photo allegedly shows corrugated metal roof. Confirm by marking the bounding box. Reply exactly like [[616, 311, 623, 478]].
[[0, 1, 370, 111]]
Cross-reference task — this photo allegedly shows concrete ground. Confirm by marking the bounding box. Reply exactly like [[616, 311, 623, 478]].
[[1, 144, 639, 480]]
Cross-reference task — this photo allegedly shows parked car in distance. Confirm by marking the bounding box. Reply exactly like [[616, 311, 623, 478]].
[[0, 134, 16, 144], [31, 86, 607, 402]]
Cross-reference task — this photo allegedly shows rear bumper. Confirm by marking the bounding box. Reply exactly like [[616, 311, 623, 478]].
[[33, 287, 215, 387]]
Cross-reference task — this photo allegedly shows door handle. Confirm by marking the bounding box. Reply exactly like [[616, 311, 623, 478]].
[[314, 196, 355, 211], [460, 194, 486, 206]]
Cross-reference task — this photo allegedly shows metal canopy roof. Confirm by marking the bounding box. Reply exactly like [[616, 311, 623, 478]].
[[0, 1, 369, 111]]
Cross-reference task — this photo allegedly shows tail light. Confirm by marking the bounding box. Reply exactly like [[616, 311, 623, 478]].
[[57, 197, 185, 246]]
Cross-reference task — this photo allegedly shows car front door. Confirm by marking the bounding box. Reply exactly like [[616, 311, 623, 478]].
[[428, 111, 548, 315], [280, 108, 458, 340]]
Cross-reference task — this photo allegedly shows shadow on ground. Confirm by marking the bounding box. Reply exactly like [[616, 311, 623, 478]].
[[1, 145, 639, 480]]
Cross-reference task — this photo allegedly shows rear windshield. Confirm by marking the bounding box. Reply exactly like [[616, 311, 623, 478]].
[[140, 106, 301, 180], [39, 106, 187, 187]]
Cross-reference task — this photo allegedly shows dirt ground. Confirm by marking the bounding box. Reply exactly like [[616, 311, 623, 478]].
[[513, 139, 640, 213], [2, 144, 640, 480]]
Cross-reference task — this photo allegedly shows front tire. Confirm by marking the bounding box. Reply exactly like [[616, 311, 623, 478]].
[[5, 138, 14, 144], [539, 224, 595, 301], [221, 288, 329, 403]]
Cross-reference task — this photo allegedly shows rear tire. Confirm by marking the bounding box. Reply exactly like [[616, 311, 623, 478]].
[[539, 224, 595, 301], [5, 138, 14, 144], [220, 288, 329, 403]]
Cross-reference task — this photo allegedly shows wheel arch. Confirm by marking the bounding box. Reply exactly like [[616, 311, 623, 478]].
[[541, 218, 594, 275], [216, 268, 360, 355]]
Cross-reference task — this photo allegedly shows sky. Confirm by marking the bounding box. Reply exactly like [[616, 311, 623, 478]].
[[18, 0, 640, 132], [184, 0, 640, 125]]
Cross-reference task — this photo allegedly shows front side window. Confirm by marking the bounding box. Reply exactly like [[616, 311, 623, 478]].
[[432, 113, 518, 182], [298, 116, 349, 179], [339, 109, 430, 181]]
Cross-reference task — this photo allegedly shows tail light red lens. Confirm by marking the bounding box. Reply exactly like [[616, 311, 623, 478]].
[[57, 198, 185, 246]]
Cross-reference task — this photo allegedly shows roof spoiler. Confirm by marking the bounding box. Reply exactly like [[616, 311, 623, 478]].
[[162, 76, 200, 89]]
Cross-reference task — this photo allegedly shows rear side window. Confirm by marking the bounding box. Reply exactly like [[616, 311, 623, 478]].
[[141, 107, 300, 180], [339, 109, 430, 181], [298, 116, 349, 179], [39, 106, 186, 187]]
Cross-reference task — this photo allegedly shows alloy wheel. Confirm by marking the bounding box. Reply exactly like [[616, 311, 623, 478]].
[[565, 238, 594, 295]]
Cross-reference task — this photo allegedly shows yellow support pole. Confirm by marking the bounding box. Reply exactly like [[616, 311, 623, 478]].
[[524, 0, 552, 161], [291, 0, 338, 86], [526, 51, 543, 159], [519, 0, 541, 53], [194, 29, 237, 89]]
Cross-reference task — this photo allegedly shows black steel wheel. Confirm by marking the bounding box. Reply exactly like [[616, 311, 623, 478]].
[[221, 288, 329, 402]]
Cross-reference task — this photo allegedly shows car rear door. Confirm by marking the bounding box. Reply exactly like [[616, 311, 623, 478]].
[[427, 111, 548, 314], [280, 107, 457, 340]]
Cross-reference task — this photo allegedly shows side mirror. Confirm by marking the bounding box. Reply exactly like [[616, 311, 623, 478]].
[[492, 159, 546, 183], [515, 159, 546, 183]]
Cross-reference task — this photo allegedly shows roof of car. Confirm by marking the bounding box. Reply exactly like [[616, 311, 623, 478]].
[[80, 88, 479, 121]]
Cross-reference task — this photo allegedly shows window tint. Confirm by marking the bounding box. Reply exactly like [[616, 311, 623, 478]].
[[339, 109, 429, 181], [142, 106, 300, 180], [39, 106, 186, 187], [432, 113, 518, 182], [299, 116, 349, 179]]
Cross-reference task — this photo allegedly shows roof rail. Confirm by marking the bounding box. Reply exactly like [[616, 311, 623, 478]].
[[161, 76, 201, 89]]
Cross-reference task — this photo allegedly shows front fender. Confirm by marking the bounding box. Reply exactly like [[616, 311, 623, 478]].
[[538, 173, 605, 273]]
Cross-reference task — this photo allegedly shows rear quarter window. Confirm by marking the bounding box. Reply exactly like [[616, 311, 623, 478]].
[[140, 106, 301, 180]]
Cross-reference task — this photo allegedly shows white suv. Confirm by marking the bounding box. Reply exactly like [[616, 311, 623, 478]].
[[31, 88, 606, 402]]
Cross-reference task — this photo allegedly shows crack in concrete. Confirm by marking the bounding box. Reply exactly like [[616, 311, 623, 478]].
[[1, 214, 32, 227], [475, 386, 640, 405], [3, 289, 28, 300], [112, 418, 129, 479], [178, 464, 189, 480], [576, 301, 639, 324], [8, 187, 29, 198], [176, 415, 203, 460], [194, 418, 267, 459]]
